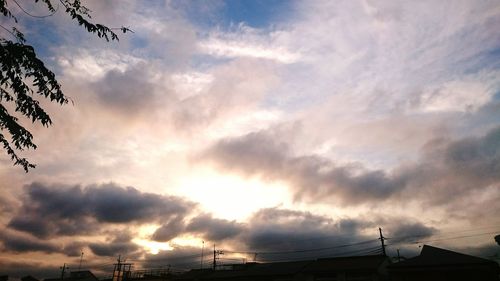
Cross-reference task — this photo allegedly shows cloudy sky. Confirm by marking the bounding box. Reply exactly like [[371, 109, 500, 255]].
[[1, 0, 500, 278]]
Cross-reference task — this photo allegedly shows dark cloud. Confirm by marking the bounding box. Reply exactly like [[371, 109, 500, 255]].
[[0, 231, 60, 254], [386, 222, 437, 242], [444, 127, 500, 182], [226, 208, 441, 262], [0, 260, 59, 280], [202, 131, 288, 175], [91, 64, 157, 114], [152, 215, 186, 242], [411, 126, 500, 206], [0, 228, 136, 258], [8, 182, 195, 238], [144, 209, 366, 266], [202, 129, 406, 204], [152, 214, 245, 243], [89, 232, 140, 257], [142, 245, 204, 269], [84, 184, 192, 223], [202, 125, 500, 206], [147, 207, 390, 263], [61, 241, 87, 257], [144, 211, 376, 267], [0, 229, 95, 258], [250, 208, 332, 229], [241, 208, 374, 259], [8, 214, 98, 239], [186, 214, 244, 241]]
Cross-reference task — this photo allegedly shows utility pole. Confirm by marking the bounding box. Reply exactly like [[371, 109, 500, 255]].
[[113, 255, 132, 281], [78, 251, 84, 270], [112, 255, 122, 281], [60, 263, 68, 280], [212, 244, 223, 270], [397, 249, 401, 262], [200, 241, 204, 269], [379, 227, 387, 256], [213, 244, 216, 270]]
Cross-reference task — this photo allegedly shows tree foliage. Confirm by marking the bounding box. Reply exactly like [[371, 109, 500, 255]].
[[0, 0, 130, 172]]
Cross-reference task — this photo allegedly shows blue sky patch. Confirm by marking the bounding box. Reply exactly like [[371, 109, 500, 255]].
[[220, 0, 294, 27]]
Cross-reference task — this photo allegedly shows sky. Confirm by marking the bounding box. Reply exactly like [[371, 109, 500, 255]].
[[1, 0, 500, 278]]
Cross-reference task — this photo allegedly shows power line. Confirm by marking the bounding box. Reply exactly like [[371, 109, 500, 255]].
[[257, 245, 383, 262], [86, 227, 499, 271], [257, 245, 384, 263], [234, 232, 377, 249], [97, 227, 500, 271], [129, 253, 202, 263], [386, 225, 500, 241], [122, 240, 382, 270], [386, 230, 500, 246], [413, 231, 500, 244], [76, 225, 500, 273], [11, 0, 59, 18], [123, 239, 380, 268], [225, 239, 379, 255], [114, 239, 379, 266]]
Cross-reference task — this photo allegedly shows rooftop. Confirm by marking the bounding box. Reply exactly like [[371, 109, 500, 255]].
[[389, 245, 499, 268]]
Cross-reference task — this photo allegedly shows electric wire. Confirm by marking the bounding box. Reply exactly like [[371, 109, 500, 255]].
[[120, 239, 380, 268], [386, 224, 500, 241], [224, 239, 379, 255], [386, 230, 500, 246], [11, 0, 59, 18], [83, 227, 499, 271]]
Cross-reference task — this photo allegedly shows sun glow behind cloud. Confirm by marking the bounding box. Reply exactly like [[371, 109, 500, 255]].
[[174, 167, 291, 221], [133, 239, 173, 255], [134, 225, 204, 255]]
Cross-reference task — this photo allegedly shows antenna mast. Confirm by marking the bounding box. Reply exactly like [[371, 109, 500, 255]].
[[200, 241, 204, 269], [78, 251, 84, 270]]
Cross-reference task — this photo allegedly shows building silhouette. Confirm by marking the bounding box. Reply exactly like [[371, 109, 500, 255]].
[[388, 245, 500, 281]]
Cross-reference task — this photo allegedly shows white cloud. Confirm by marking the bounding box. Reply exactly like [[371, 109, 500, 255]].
[[58, 50, 144, 81], [256, 0, 500, 160], [199, 24, 301, 64], [199, 38, 301, 63], [171, 72, 214, 100], [419, 78, 496, 113]]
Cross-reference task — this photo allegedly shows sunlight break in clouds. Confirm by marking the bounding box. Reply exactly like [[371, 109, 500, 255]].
[[174, 168, 292, 221]]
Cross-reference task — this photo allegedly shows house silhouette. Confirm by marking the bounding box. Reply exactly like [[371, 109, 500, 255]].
[[388, 245, 500, 281]]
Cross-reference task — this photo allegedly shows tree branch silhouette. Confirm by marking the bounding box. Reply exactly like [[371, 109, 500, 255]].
[[0, 0, 130, 172]]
